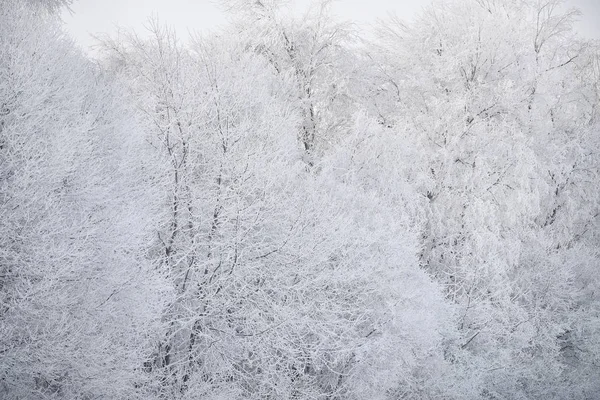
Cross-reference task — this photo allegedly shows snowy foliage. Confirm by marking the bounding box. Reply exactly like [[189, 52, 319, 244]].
[[0, 0, 599, 399]]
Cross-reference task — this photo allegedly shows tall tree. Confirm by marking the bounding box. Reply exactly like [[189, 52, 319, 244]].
[[0, 1, 165, 397], [224, 0, 356, 164], [101, 17, 456, 399], [367, 0, 600, 397]]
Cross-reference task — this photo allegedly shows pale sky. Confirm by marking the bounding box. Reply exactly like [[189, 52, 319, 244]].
[[62, 0, 599, 53], [62, 0, 429, 51]]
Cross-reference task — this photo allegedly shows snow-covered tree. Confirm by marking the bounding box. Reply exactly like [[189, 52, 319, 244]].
[[0, 1, 165, 398], [99, 16, 458, 399], [3, 0, 599, 397], [224, 0, 357, 164], [367, 0, 600, 397]]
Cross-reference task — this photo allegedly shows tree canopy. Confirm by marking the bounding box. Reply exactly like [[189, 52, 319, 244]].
[[1, 0, 599, 398]]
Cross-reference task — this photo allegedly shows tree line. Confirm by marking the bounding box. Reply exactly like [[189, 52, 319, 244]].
[[1, 0, 599, 398]]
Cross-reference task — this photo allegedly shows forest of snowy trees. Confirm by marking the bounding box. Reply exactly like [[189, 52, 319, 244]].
[[0, 0, 599, 398]]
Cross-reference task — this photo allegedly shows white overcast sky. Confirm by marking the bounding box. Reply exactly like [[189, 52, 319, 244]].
[[63, 0, 600, 53]]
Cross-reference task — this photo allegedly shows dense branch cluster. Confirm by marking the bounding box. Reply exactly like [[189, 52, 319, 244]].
[[0, 0, 599, 399]]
